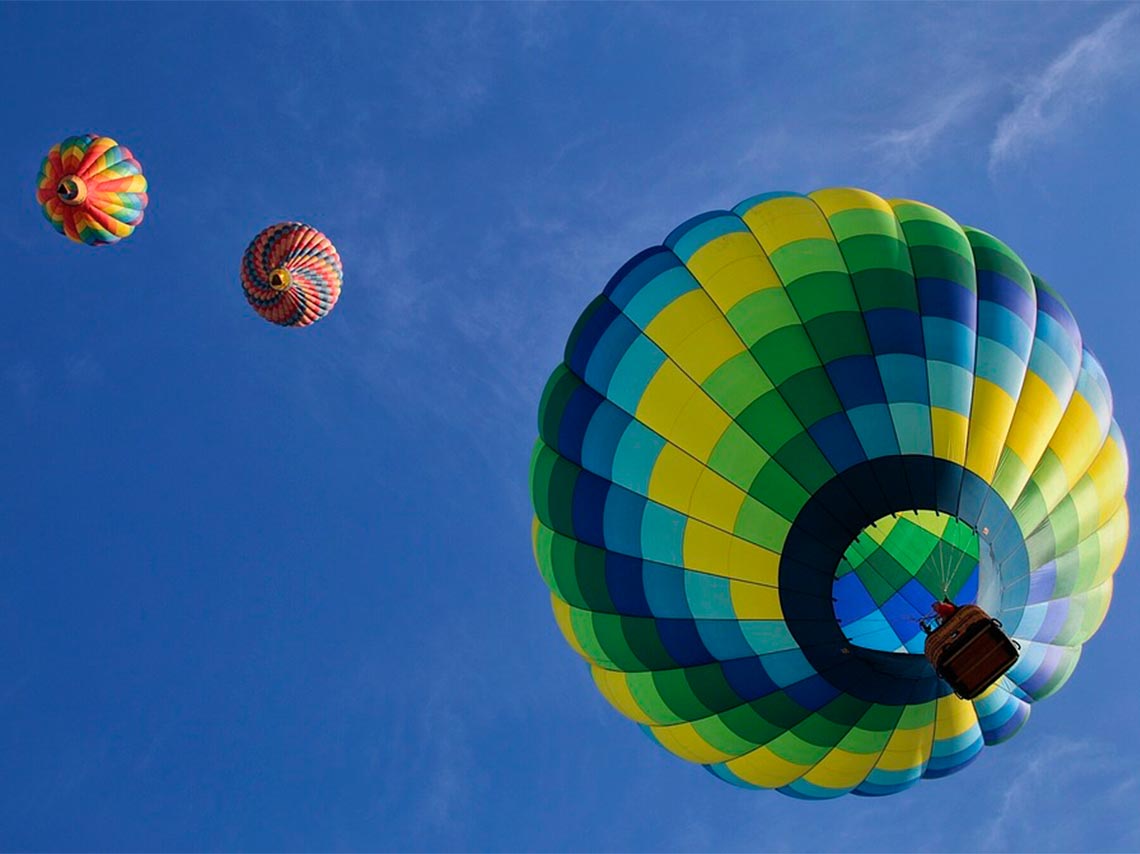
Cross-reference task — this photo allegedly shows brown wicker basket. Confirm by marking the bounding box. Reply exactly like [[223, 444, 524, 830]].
[[924, 604, 1019, 700]]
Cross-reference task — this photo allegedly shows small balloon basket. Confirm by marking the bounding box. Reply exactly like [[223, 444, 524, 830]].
[[924, 605, 1020, 700]]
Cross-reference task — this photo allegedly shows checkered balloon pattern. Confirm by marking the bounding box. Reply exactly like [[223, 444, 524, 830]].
[[530, 188, 1128, 798], [241, 222, 342, 328], [36, 134, 148, 246]]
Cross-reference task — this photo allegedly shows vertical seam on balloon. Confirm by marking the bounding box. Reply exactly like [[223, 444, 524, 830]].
[[688, 659, 903, 790], [922, 692, 974, 783], [780, 671, 916, 795], [686, 201, 959, 689], [804, 193, 921, 511], [717, 202, 898, 540], [723, 693, 876, 793], [531, 488, 787, 595], [800, 193, 921, 517], [534, 392, 803, 592], [977, 276, 1083, 560], [961, 228, 1037, 493], [1004, 274, 1083, 492], [793, 194, 942, 621], [1039, 351, 1115, 514], [885, 199, 964, 525], [562, 285, 859, 552], [864, 677, 940, 793], [956, 230, 1035, 600], [1001, 424, 1123, 597], [699, 571, 962, 790], [993, 349, 1114, 590], [884, 200, 980, 602], [531, 391, 798, 595], [660, 224, 872, 539], [845, 685, 921, 795]]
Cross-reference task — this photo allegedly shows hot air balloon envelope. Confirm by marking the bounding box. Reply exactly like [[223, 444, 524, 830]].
[[530, 187, 1129, 799], [36, 134, 148, 246], [241, 222, 342, 328]]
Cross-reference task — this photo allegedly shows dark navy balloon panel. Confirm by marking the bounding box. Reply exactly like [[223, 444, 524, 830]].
[[529, 188, 1129, 798]]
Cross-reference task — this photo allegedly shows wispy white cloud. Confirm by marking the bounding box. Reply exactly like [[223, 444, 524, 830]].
[[411, 678, 478, 836], [504, 1, 566, 51], [398, 7, 497, 134], [869, 83, 990, 173], [989, 8, 1140, 173], [973, 734, 1140, 853], [4, 359, 39, 415], [0, 209, 39, 251], [64, 353, 105, 388], [634, 724, 1140, 854], [392, 4, 567, 134], [332, 625, 492, 850], [303, 4, 1140, 528]]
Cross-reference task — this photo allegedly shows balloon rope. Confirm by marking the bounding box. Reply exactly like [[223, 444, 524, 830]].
[[934, 522, 949, 597], [941, 522, 954, 597]]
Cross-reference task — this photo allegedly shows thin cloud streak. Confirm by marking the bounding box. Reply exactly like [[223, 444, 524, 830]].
[[286, 3, 1140, 574], [974, 734, 1140, 853], [64, 353, 105, 388], [4, 359, 39, 418], [870, 83, 989, 173], [989, 7, 1140, 173]]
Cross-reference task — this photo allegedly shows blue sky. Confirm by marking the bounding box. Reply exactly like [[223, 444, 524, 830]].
[[1, 2, 1138, 851]]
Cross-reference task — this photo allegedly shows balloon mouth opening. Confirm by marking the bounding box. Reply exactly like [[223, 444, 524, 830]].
[[269, 268, 293, 291], [57, 175, 87, 206], [832, 511, 982, 655]]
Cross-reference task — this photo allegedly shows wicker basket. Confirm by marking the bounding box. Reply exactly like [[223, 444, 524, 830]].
[[924, 604, 1019, 700]]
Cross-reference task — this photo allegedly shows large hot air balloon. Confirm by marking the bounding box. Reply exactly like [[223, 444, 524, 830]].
[[36, 134, 148, 245], [241, 222, 342, 328], [530, 188, 1128, 798]]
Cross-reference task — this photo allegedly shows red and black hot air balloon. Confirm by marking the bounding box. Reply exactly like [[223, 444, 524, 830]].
[[241, 223, 342, 327]]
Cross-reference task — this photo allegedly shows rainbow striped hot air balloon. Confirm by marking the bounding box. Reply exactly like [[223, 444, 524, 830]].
[[530, 187, 1128, 799], [241, 223, 342, 328], [36, 134, 148, 246]]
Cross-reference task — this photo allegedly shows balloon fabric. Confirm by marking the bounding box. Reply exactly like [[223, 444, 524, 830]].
[[530, 188, 1129, 799]]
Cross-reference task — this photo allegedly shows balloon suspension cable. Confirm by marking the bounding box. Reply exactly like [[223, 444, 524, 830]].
[[56, 175, 87, 206], [941, 524, 952, 598], [947, 526, 963, 599], [942, 519, 973, 600], [934, 515, 953, 597], [939, 522, 955, 599], [934, 518, 960, 600], [269, 268, 293, 291]]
